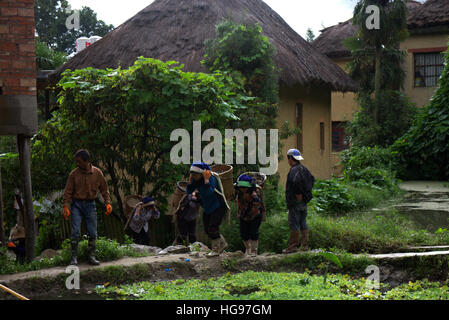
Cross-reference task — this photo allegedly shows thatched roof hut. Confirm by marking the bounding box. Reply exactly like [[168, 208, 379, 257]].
[[50, 0, 357, 92], [407, 0, 449, 32], [313, 0, 424, 59]]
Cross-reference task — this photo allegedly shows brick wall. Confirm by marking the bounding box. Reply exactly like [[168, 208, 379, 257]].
[[0, 0, 36, 96]]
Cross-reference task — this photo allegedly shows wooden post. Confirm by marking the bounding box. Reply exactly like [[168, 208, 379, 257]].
[[45, 89, 50, 120], [0, 160, 5, 245], [17, 134, 35, 262]]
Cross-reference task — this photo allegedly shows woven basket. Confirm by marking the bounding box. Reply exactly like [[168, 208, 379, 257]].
[[171, 181, 188, 215], [124, 195, 143, 219], [211, 164, 234, 201]]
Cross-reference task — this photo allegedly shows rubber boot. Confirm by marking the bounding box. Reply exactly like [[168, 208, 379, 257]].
[[87, 238, 100, 265], [206, 238, 220, 258], [250, 240, 258, 257], [282, 230, 300, 254], [243, 241, 250, 256], [300, 230, 309, 251], [218, 234, 228, 254], [70, 240, 78, 266]]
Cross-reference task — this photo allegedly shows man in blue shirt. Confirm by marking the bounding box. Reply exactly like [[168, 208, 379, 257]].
[[186, 162, 228, 257]]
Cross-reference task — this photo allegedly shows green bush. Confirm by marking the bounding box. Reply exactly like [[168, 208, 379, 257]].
[[309, 179, 357, 215], [341, 146, 399, 191], [392, 46, 449, 180]]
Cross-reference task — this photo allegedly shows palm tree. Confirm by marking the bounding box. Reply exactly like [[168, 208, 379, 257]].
[[351, 0, 408, 125]]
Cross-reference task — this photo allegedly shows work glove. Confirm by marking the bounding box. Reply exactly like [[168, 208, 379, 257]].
[[105, 203, 113, 216], [63, 205, 70, 221], [7, 241, 16, 248]]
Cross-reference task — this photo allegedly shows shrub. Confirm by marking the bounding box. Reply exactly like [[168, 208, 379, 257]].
[[341, 146, 399, 191], [309, 179, 357, 215], [392, 45, 449, 180]]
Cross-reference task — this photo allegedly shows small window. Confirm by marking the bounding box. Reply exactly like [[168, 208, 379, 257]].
[[332, 122, 350, 152], [414, 52, 444, 87], [320, 122, 325, 150]]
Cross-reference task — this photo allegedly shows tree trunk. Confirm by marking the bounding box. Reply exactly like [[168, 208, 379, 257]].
[[0, 161, 6, 245], [106, 159, 124, 217], [374, 45, 383, 126], [17, 134, 35, 262]]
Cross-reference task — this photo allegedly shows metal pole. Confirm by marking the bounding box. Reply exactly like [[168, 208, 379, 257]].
[[17, 134, 35, 262]]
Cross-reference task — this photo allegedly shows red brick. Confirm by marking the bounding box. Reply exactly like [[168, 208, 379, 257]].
[[19, 43, 34, 53], [3, 78, 19, 87], [20, 78, 35, 87], [17, 8, 33, 16], [0, 42, 17, 52], [1, 7, 17, 16], [0, 59, 10, 69], [10, 24, 32, 35], [0, 24, 8, 33]]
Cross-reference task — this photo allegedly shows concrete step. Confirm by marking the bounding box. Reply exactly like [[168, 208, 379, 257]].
[[365, 250, 449, 260]]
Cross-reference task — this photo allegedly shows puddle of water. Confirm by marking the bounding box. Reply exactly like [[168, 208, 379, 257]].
[[392, 190, 449, 232]]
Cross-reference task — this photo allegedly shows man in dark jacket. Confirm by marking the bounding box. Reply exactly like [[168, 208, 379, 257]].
[[284, 149, 314, 253]]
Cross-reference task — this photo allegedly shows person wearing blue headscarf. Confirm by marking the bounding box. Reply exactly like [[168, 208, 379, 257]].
[[186, 162, 228, 257], [128, 196, 160, 245]]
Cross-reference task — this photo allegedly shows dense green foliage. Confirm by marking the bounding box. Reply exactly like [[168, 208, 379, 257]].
[[345, 0, 416, 147], [340, 146, 399, 191], [32, 57, 262, 215], [96, 270, 449, 300], [35, 0, 114, 54], [0, 236, 141, 275], [346, 91, 417, 147], [204, 20, 280, 105], [36, 39, 68, 71], [392, 46, 449, 180]]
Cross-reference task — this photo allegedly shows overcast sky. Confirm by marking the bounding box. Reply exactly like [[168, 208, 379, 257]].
[[67, 0, 362, 39]]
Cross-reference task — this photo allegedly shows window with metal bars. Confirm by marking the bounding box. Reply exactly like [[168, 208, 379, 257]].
[[332, 122, 350, 152], [414, 52, 444, 88]]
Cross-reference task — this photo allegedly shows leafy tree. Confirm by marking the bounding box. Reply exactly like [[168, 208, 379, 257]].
[[203, 20, 292, 176], [392, 45, 449, 180], [306, 28, 316, 42], [203, 20, 280, 105], [34, 0, 114, 54], [36, 39, 68, 71], [31, 57, 263, 216], [344, 0, 415, 147]]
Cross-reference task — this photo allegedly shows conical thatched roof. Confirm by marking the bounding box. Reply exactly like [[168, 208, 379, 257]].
[[313, 0, 424, 59], [408, 0, 449, 30], [50, 0, 357, 92]]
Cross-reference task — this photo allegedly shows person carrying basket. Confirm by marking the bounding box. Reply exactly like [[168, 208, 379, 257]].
[[235, 174, 264, 256], [186, 162, 228, 257]]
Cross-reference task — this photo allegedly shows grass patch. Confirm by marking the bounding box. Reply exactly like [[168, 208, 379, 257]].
[[96, 270, 449, 300], [0, 237, 149, 275]]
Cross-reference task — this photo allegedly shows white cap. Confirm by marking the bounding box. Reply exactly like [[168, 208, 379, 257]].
[[287, 149, 304, 161]]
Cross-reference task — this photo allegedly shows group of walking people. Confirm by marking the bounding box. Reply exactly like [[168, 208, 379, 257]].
[[58, 147, 314, 266]]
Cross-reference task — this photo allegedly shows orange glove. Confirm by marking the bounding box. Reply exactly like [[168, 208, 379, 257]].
[[63, 205, 70, 221], [7, 241, 16, 248], [105, 203, 112, 215], [203, 170, 211, 181]]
